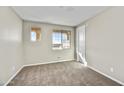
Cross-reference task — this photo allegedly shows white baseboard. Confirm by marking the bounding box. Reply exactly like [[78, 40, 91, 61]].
[[4, 66, 25, 86], [88, 65, 124, 86], [23, 59, 75, 67], [4, 59, 74, 86]]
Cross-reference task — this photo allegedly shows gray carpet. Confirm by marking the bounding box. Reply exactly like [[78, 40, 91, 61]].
[[8, 61, 121, 86]]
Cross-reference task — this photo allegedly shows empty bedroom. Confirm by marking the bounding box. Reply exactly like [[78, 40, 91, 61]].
[[0, 6, 124, 86]]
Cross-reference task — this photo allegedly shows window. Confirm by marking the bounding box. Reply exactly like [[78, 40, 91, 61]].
[[31, 27, 41, 42], [52, 30, 71, 50]]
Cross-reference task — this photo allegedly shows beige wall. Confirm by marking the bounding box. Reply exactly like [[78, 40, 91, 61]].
[[85, 7, 124, 83], [0, 7, 23, 85], [23, 21, 75, 65]]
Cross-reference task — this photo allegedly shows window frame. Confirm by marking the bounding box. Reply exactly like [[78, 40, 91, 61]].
[[30, 27, 41, 42], [52, 30, 71, 50]]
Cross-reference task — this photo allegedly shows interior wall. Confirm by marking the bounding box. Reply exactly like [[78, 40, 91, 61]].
[[85, 7, 124, 83], [0, 7, 23, 85], [23, 21, 75, 65]]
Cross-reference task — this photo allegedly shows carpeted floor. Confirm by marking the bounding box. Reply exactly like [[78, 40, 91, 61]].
[[8, 61, 121, 86]]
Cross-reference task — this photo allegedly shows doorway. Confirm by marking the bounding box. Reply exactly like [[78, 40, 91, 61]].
[[76, 25, 87, 66]]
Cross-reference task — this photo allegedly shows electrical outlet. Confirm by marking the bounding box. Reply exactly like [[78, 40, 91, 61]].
[[110, 67, 114, 73]]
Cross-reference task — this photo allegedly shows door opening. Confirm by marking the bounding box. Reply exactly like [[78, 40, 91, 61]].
[[76, 25, 87, 66]]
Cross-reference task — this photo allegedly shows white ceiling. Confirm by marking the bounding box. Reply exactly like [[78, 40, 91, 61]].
[[12, 6, 109, 26]]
